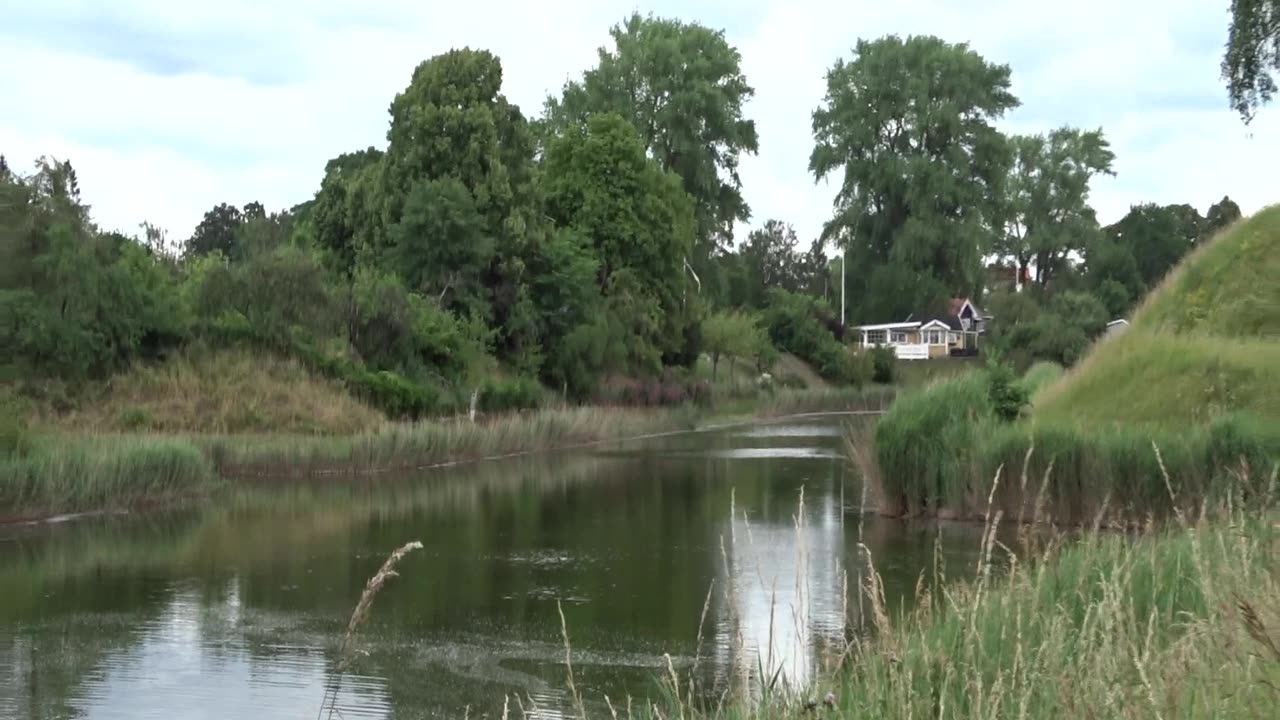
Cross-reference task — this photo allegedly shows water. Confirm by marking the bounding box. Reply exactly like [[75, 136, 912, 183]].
[[0, 415, 991, 719]]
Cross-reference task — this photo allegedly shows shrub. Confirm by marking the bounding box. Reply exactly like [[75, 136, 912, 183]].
[[478, 377, 544, 413], [987, 361, 1030, 422], [870, 345, 897, 384]]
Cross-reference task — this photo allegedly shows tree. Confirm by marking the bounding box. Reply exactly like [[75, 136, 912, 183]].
[[185, 202, 244, 259], [382, 48, 542, 349], [385, 177, 493, 318], [1203, 195, 1243, 239], [1222, 0, 1280, 123], [543, 11, 759, 258], [308, 148, 384, 278], [737, 219, 808, 307], [542, 112, 696, 363], [997, 127, 1116, 288], [1104, 203, 1203, 287], [810, 35, 1019, 321], [702, 310, 770, 382]]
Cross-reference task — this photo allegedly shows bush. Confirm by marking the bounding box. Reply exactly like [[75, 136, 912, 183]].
[[478, 377, 544, 413], [870, 345, 897, 384], [987, 361, 1030, 422]]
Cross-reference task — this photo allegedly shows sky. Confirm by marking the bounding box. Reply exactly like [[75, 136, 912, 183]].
[[2, 0, 1276, 249]]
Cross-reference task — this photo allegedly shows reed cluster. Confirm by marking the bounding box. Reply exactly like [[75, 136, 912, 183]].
[[0, 434, 217, 520], [861, 368, 1280, 525]]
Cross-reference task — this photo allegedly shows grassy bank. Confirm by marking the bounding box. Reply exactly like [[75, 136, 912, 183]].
[[30, 348, 387, 435], [637, 502, 1280, 719], [206, 385, 895, 478], [860, 369, 1280, 524], [0, 385, 894, 518]]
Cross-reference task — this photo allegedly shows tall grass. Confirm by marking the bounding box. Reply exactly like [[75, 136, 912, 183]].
[[861, 371, 1280, 524], [642, 503, 1280, 719], [0, 435, 217, 519]]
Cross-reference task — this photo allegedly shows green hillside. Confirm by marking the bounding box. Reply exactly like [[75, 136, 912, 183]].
[[1034, 205, 1280, 427]]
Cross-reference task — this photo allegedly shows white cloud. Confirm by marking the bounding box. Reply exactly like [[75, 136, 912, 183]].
[[1, 0, 1276, 247]]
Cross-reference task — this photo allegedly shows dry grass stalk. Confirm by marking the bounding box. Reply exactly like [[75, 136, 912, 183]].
[[319, 539, 422, 720], [338, 540, 424, 666], [558, 598, 587, 720]]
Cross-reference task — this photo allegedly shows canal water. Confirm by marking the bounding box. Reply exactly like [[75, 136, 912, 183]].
[[0, 415, 991, 719]]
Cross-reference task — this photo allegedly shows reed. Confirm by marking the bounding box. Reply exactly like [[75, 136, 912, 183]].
[[207, 387, 894, 478], [318, 539, 422, 719], [633, 481, 1280, 719], [863, 367, 1280, 524], [0, 434, 217, 520]]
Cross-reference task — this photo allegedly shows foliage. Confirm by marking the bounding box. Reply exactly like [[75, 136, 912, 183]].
[[0, 157, 186, 383], [997, 127, 1115, 288], [543, 11, 758, 258], [986, 359, 1029, 422], [869, 345, 897, 384], [701, 310, 773, 381], [810, 34, 1018, 321], [760, 289, 860, 385], [542, 112, 696, 363], [1222, 0, 1280, 123], [478, 377, 544, 413]]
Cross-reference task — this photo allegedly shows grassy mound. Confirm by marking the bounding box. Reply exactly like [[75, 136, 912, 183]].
[[1133, 203, 1280, 337], [37, 348, 387, 435], [1035, 204, 1280, 427]]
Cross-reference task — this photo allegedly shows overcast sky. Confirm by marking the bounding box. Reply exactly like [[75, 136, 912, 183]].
[[1, 0, 1275, 248]]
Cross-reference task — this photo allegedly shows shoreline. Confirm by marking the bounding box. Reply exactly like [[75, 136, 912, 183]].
[[1, 390, 895, 527]]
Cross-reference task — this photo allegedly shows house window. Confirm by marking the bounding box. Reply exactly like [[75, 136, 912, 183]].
[[891, 331, 907, 344], [865, 329, 887, 345], [925, 330, 944, 345]]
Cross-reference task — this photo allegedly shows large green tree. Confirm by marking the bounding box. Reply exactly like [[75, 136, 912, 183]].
[[809, 34, 1019, 322], [380, 48, 543, 352], [1222, 0, 1280, 123], [542, 112, 697, 369], [997, 127, 1115, 289], [543, 12, 759, 259]]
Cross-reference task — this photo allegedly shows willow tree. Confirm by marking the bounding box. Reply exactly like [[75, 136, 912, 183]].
[[1222, 0, 1280, 123]]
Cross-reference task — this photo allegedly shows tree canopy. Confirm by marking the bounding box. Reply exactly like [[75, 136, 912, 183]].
[[809, 34, 1019, 321], [1222, 0, 1280, 123], [543, 11, 759, 260]]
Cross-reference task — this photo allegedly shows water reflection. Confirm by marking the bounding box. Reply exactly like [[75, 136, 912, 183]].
[[0, 416, 993, 719]]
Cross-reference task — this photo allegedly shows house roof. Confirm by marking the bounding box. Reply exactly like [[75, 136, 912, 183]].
[[854, 321, 921, 331], [921, 315, 963, 331], [949, 297, 982, 317]]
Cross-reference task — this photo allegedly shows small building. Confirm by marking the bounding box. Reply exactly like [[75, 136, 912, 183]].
[[853, 298, 987, 360], [1105, 318, 1130, 336]]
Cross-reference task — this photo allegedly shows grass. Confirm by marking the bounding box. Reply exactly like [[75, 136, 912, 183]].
[[860, 205, 1280, 523], [0, 434, 218, 521], [640, 500, 1280, 719], [858, 367, 1280, 525], [31, 347, 386, 435], [1020, 360, 1064, 395], [1033, 330, 1280, 427], [1133, 203, 1280, 337], [1037, 204, 1280, 427]]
